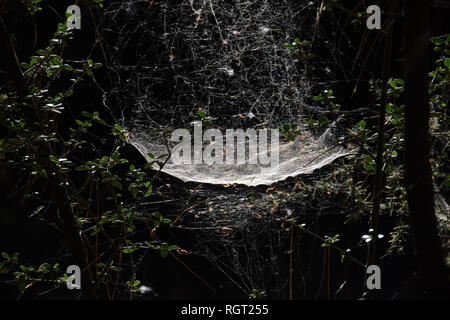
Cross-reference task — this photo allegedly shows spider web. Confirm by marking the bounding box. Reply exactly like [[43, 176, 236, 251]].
[[98, 0, 354, 298]]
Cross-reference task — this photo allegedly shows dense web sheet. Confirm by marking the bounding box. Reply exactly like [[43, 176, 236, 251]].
[[129, 124, 353, 186]]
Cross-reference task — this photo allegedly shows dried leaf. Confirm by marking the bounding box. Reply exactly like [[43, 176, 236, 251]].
[[253, 212, 262, 219], [177, 248, 190, 255], [221, 227, 233, 234], [266, 183, 279, 194]]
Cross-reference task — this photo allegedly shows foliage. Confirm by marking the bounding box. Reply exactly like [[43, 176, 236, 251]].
[[0, 2, 179, 299], [282, 7, 449, 279]]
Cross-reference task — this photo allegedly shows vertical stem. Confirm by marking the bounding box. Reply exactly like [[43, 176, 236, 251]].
[[367, 14, 393, 267], [55, 176, 96, 300], [289, 224, 294, 300], [327, 247, 331, 300]]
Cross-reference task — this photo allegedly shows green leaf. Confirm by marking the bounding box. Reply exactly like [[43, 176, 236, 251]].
[[444, 58, 450, 69], [364, 155, 374, 163], [161, 218, 172, 224], [111, 179, 122, 189], [197, 109, 207, 118], [31, 205, 45, 217], [144, 187, 152, 197], [152, 212, 162, 219], [81, 111, 92, 118], [62, 64, 73, 71], [49, 155, 59, 164], [359, 120, 366, 129], [1, 252, 10, 260], [364, 165, 376, 172], [443, 179, 450, 188], [319, 117, 329, 126], [388, 80, 397, 88], [431, 37, 443, 46]]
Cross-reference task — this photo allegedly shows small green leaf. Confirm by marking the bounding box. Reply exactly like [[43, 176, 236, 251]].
[[197, 109, 206, 118], [444, 58, 450, 69], [111, 179, 122, 189], [319, 117, 329, 126], [359, 120, 366, 129], [32, 205, 45, 216], [62, 64, 73, 71], [388, 80, 397, 88], [49, 155, 59, 164], [364, 155, 374, 163], [431, 37, 443, 46], [81, 111, 92, 118]]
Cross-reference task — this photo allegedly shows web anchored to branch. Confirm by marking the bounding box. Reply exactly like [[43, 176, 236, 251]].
[[99, 0, 356, 298], [100, 0, 352, 186]]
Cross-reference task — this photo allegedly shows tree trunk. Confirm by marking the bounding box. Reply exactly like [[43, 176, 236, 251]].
[[404, 0, 449, 298]]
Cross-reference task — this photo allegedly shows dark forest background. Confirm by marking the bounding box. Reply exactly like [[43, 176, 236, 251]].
[[0, 0, 449, 300]]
